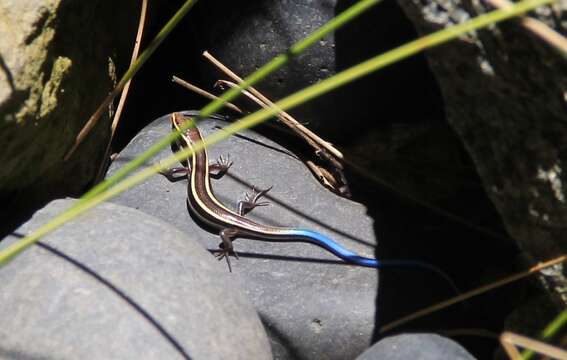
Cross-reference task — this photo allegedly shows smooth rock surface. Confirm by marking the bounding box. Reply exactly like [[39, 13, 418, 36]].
[[356, 333, 476, 360], [186, 0, 485, 238], [189, 0, 444, 143], [397, 0, 567, 303], [108, 112, 456, 360], [0, 199, 271, 360]]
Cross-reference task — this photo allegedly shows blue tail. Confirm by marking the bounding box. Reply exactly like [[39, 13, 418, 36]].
[[290, 229, 459, 294]]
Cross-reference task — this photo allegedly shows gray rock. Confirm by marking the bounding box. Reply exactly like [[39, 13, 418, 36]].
[[190, 0, 443, 143], [107, 112, 456, 360], [356, 333, 476, 360], [192, 0, 336, 137], [188, 0, 481, 228], [0, 199, 271, 360], [0, 1, 137, 206], [396, 0, 567, 304]]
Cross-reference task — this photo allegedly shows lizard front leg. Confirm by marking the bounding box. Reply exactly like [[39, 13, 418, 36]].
[[209, 154, 233, 179], [161, 154, 233, 181], [159, 166, 191, 181]]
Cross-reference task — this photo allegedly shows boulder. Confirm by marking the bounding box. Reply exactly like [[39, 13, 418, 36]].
[[0, 198, 271, 359], [0, 0, 137, 210]]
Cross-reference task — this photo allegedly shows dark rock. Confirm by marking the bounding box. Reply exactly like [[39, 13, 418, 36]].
[[504, 295, 557, 342], [187, 0, 487, 225], [0, 199, 271, 359], [0, 1, 137, 211], [107, 112, 460, 360], [356, 333, 476, 360], [189, 0, 445, 144], [396, 0, 567, 304]]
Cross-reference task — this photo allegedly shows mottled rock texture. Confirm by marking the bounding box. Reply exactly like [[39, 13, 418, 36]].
[[396, 0, 567, 303], [0, 0, 137, 207]]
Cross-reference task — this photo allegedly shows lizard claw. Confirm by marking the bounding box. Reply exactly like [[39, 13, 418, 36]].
[[212, 245, 239, 272], [216, 154, 233, 170], [209, 154, 232, 179], [238, 185, 273, 216]]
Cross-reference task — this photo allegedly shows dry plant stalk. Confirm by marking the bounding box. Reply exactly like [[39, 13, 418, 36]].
[[204, 52, 350, 195], [306, 160, 340, 190], [172, 76, 243, 114], [485, 0, 567, 57], [95, 0, 149, 182], [214, 78, 350, 196], [500, 331, 567, 359], [379, 255, 567, 333], [215, 80, 329, 155], [215, 80, 345, 195], [202, 51, 344, 160], [441, 328, 499, 339]]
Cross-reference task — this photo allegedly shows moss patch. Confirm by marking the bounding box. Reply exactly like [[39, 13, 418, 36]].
[[40, 56, 72, 118]]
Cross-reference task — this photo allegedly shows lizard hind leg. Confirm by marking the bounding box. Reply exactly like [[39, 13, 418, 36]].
[[238, 186, 273, 216], [212, 228, 241, 272]]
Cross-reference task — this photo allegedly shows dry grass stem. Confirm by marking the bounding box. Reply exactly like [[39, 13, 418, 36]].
[[172, 76, 243, 114], [379, 255, 567, 333], [64, 86, 122, 161], [216, 78, 349, 194], [441, 328, 500, 339], [95, 0, 149, 182], [500, 331, 567, 360], [215, 80, 323, 149], [485, 0, 567, 56], [111, 0, 148, 137], [64, 0, 199, 160], [306, 160, 340, 190], [202, 50, 344, 160]]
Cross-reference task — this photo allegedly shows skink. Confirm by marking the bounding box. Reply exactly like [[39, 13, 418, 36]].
[[163, 112, 456, 291]]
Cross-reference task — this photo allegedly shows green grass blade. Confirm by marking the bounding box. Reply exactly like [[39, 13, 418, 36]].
[[80, 0, 382, 203], [522, 309, 567, 359], [65, 0, 200, 158], [118, 0, 199, 91], [0, 0, 555, 266]]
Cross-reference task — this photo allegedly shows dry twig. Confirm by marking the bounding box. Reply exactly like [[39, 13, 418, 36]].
[[485, 0, 567, 57], [500, 331, 567, 359], [379, 256, 567, 333], [95, 0, 149, 182], [203, 51, 344, 160], [441, 328, 500, 339], [172, 76, 243, 114], [205, 52, 351, 195], [215, 78, 350, 195]]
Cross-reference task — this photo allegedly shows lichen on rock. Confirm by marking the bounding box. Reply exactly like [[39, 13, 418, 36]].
[[397, 0, 567, 308], [0, 0, 137, 209], [39, 56, 72, 118]]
